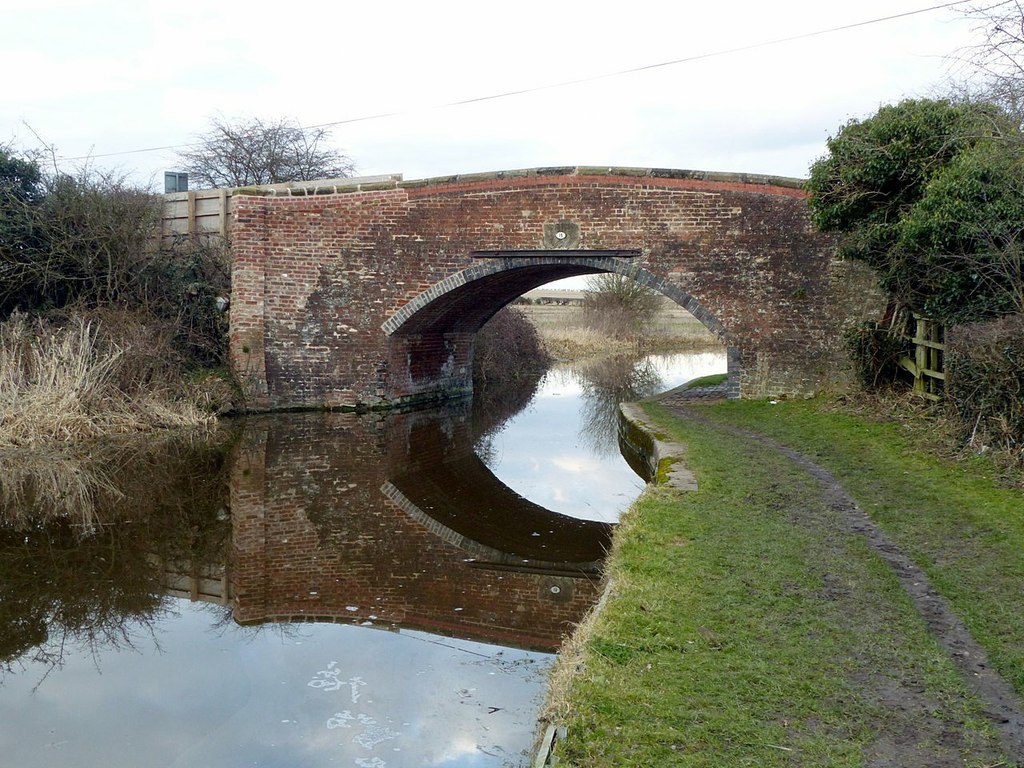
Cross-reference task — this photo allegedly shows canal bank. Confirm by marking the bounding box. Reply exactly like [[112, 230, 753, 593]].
[[540, 397, 1024, 767]]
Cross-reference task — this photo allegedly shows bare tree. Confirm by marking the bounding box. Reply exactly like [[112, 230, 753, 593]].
[[955, 1, 1024, 125], [963, 1, 1024, 81], [178, 116, 356, 189]]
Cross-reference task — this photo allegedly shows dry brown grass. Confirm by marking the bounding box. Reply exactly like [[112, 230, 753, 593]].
[[0, 312, 214, 449], [0, 448, 123, 531]]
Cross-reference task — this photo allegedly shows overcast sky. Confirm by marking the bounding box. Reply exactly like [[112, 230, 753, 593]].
[[3, 0, 985, 190]]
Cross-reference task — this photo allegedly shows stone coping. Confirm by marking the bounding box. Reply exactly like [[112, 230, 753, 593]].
[[618, 402, 698, 492], [230, 166, 807, 198]]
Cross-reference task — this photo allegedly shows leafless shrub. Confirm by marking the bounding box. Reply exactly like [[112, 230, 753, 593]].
[[473, 306, 552, 386], [581, 273, 663, 339], [946, 313, 1024, 460]]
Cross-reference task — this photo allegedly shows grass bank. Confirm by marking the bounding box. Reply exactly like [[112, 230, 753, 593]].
[[710, 398, 1024, 696], [546, 398, 1023, 767]]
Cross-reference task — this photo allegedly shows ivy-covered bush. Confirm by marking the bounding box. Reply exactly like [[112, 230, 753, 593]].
[[808, 98, 1024, 325]]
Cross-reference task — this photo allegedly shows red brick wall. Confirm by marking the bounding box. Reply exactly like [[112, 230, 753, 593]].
[[229, 167, 884, 409]]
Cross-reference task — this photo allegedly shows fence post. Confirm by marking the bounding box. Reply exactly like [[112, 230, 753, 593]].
[[911, 314, 945, 400], [218, 188, 228, 238], [186, 191, 197, 236]]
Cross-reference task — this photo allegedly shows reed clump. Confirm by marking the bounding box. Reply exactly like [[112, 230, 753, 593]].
[[0, 312, 213, 449]]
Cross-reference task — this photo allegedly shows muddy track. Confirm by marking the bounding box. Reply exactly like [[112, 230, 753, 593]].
[[667, 404, 1024, 765]]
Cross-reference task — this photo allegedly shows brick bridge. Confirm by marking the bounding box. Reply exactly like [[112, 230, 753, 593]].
[[228, 167, 883, 410]]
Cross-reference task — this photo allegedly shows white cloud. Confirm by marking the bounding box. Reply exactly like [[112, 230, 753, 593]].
[[551, 455, 604, 475]]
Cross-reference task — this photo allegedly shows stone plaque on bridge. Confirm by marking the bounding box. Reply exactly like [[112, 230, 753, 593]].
[[543, 219, 580, 249]]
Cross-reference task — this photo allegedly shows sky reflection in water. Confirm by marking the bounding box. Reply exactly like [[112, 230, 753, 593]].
[[1, 603, 547, 768], [479, 351, 727, 522]]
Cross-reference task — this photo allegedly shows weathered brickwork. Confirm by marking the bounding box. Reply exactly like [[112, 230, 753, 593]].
[[229, 409, 605, 651], [228, 167, 885, 409]]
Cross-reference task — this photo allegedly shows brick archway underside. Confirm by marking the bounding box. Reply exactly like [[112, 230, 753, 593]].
[[383, 254, 738, 401], [383, 254, 726, 338]]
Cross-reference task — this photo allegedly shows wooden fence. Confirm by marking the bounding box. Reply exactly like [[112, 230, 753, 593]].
[[898, 314, 946, 400], [160, 174, 403, 242], [162, 189, 230, 241]]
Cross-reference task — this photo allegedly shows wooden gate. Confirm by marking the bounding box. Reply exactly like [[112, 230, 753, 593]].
[[899, 314, 945, 400]]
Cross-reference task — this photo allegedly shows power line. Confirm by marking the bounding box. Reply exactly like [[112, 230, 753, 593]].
[[306, 0, 976, 130], [61, 0, 974, 163]]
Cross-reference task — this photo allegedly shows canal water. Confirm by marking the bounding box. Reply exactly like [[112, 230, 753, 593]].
[[0, 350, 725, 768]]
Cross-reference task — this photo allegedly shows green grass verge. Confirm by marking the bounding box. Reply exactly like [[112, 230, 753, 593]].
[[683, 372, 728, 389], [551, 399, 1011, 767], [708, 398, 1024, 696]]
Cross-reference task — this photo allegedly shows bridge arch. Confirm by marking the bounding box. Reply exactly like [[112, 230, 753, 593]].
[[382, 253, 736, 403], [227, 166, 884, 409]]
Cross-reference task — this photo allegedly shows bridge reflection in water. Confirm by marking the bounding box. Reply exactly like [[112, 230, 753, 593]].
[[0, 406, 612, 674], [0, 351, 728, 766], [231, 406, 609, 652], [0, 405, 616, 767]]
